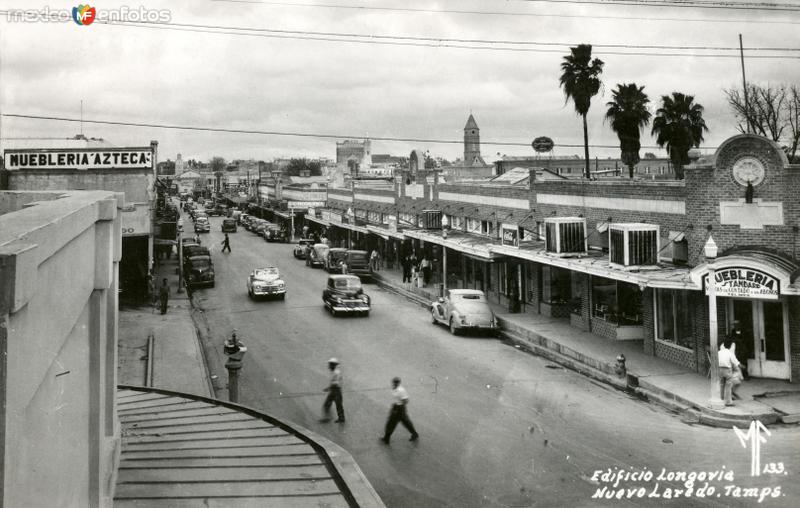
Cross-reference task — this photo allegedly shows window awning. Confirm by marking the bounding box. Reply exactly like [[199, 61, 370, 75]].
[[305, 215, 330, 227], [330, 221, 370, 235], [403, 229, 499, 261], [366, 225, 405, 240]]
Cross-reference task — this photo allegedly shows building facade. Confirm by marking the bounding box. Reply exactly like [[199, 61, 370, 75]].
[[336, 139, 372, 176]]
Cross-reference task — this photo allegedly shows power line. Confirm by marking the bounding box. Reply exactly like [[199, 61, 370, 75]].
[[1, 113, 698, 150], [510, 0, 800, 12], [209, 0, 800, 21], [85, 18, 800, 59]]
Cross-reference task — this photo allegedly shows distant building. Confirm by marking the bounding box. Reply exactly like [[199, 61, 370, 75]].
[[336, 139, 372, 176], [495, 155, 674, 179], [439, 114, 494, 182]]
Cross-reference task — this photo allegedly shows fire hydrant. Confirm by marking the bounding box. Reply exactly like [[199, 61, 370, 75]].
[[223, 330, 247, 403], [615, 354, 627, 378]]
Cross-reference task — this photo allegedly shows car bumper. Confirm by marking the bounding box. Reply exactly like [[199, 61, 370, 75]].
[[329, 302, 370, 312], [454, 322, 498, 331], [252, 287, 286, 296]]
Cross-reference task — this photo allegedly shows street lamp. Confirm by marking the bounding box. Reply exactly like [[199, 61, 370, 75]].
[[705, 235, 724, 409]]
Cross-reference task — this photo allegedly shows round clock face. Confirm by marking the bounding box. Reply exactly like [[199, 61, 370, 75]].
[[732, 157, 765, 186]]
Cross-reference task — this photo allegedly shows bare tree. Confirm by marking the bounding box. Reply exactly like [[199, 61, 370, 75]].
[[725, 83, 799, 161]]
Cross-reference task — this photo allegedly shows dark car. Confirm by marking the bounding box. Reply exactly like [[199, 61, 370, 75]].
[[184, 255, 215, 288], [183, 244, 210, 261], [306, 243, 329, 268], [293, 239, 315, 259], [194, 217, 211, 233], [324, 248, 348, 273], [264, 225, 287, 243], [221, 218, 237, 233], [322, 274, 370, 317], [344, 250, 372, 279]]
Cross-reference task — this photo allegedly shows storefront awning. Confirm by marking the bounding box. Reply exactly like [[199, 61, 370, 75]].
[[366, 225, 405, 241], [329, 221, 370, 235], [305, 215, 331, 227], [404, 229, 499, 261], [272, 210, 292, 219]]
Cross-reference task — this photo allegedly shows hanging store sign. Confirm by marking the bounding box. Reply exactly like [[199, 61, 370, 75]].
[[703, 267, 779, 300], [288, 201, 325, 209], [501, 223, 519, 247], [3, 148, 153, 170]]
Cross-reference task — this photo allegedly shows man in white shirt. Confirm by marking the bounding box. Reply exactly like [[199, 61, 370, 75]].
[[718, 337, 741, 406], [322, 358, 345, 423], [381, 377, 419, 444]]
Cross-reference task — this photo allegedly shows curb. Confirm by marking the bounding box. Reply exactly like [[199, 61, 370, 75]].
[[376, 275, 786, 429]]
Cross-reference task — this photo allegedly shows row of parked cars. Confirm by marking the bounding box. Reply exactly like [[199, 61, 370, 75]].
[[292, 240, 373, 278], [239, 214, 288, 242], [181, 237, 215, 289]]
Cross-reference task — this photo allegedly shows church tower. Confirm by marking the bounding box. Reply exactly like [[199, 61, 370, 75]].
[[463, 114, 483, 166]]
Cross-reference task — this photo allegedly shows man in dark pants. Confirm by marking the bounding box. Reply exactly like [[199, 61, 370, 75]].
[[727, 320, 751, 380], [221, 233, 231, 253], [321, 358, 345, 423], [158, 278, 170, 315], [381, 377, 418, 444], [401, 256, 412, 284]]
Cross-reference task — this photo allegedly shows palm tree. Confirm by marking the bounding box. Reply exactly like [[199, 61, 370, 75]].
[[559, 44, 605, 179], [651, 92, 708, 180], [605, 83, 651, 178]]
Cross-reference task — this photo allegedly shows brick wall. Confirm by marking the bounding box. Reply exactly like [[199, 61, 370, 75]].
[[591, 317, 617, 340], [642, 288, 655, 355], [571, 272, 590, 331], [654, 342, 697, 371]]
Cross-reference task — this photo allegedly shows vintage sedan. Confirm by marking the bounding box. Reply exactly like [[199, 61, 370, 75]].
[[221, 218, 237, 233], [194, 217, 211, 233], [246, 267, 286, 300], [293, 239, 315, 259], [430, 289, 498, 336], [324, 248, 348, 273], [306, 243, 329, 268], [264, 225, 287, 243], [185, 255, 215, 289], [322, 275, 370, 317]]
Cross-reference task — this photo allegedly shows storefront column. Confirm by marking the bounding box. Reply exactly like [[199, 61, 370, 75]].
[[442, 247, 448, 294]]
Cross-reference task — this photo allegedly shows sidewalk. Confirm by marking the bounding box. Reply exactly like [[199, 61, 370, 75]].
[[370, 265, 800, 428]]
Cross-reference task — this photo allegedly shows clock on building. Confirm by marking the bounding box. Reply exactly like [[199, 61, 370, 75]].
[[732, 156, 765, 186]]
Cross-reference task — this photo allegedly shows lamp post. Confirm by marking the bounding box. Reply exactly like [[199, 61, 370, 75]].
[[705, 235, 724, 409]]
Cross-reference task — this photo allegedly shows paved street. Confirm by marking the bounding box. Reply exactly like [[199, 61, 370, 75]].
[[190, 216, 799, 508]]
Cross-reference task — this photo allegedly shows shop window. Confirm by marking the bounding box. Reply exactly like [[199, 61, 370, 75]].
[[591, 277, 643, 325], [542, 266, 571, 304], [656, 289, 693, 349]]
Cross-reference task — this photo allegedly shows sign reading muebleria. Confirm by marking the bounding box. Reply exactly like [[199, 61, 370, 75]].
[[3, 148, 153, 170], [703, 267, 779, 300]]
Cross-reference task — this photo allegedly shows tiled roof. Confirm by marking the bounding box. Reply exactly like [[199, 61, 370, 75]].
[[114, 388, 361, 507]]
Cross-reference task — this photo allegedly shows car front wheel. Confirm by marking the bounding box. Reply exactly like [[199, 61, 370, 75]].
[[431, 310, 438, 324]]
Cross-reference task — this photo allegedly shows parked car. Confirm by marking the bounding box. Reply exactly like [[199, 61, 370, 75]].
[[430, 289, 498, 336], [264, 225, 287, 243], [239, 213, 251, 227], [253, 220, 272, 237], [306, 243, 329, 268], [221, 218, 237, 233], [194, 217, 211, 233], [293, 239, 315, 259], [343, 250, 372, 279], [324, 248, 348, 273], [230, 209, 242, 221], [184, 255, 215, 289], [322, 274, 370, 317], [246, 267, 286, 300]]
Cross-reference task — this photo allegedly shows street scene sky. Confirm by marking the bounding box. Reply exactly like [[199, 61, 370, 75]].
[[1, 0, 799, 162]]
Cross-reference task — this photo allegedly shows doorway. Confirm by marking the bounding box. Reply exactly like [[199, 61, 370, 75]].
[[726, 299, 791, 380]]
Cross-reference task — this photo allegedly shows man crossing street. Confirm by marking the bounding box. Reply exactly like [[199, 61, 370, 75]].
[[381, 377, 418, 444], [221, 233, 231, 253], [321, 358, 345, 423]]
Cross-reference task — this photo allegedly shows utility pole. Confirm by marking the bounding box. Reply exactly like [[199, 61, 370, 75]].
[[739, 34, 751, 134]]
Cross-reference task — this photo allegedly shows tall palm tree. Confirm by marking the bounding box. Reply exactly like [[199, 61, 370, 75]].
[[605, 83, 651, 178], [651, 92, 708, 180], [559, 44, 605, 179]]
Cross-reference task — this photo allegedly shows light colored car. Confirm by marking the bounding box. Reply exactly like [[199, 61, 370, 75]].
[[246, 267, 286, 300], [430, 289, 498, 336], [293, 239, 315, 259], [306, 243, 329, 268]]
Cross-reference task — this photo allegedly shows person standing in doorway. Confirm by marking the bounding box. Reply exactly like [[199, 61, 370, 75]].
[[322, 358, 345, 423], [381, 377, 419, 444], [727, 320, 751, 380], [221, 233, 231, 253], [158, 278, 170, 315]]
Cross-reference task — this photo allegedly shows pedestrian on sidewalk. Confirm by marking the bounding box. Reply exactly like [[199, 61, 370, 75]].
[[718, 337, 742, 406], [420, 256, 431, 286], [726, 320, 751, 380], [370, 249, 380, 272], [321, 358, 345, 423], [381, 377, 418, 444], [158, 278, 170, 315], [401, 255, 412, 286], [221, 233, 231, 253]]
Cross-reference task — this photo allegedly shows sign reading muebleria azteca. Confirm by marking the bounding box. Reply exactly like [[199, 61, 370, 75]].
[[703, 267, 779, 300], [3, 148, 153, 170]]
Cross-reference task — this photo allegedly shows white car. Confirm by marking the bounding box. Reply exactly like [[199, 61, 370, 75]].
[[246, 267, 286, 300], [431, 289, 498, 336]]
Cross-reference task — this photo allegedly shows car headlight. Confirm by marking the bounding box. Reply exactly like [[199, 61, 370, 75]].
[[361, 295, 369, 304]]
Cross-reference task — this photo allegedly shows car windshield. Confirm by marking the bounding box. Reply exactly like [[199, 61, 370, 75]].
[[254, 268, 279, 279], [334, 278, 361, 290]]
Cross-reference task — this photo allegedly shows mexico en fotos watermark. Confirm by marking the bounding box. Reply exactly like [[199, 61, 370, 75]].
[[5, 5, 171, 24]]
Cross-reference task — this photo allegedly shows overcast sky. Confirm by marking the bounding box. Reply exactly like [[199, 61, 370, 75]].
[[1, 0, 799, 163]]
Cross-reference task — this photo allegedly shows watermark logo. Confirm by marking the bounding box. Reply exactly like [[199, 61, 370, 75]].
[[72, 5, 96, 26], [733, 420, 771, 477]]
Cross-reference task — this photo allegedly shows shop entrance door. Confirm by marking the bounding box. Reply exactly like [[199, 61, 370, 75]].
[[727, 299, 790, 380]]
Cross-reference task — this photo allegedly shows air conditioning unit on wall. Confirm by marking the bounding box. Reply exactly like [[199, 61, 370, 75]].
[[609, 223, 660, 268], [545, 217, 587, 256]]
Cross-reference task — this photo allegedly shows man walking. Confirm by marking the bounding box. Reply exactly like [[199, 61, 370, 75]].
[[718, 337, 741, 406], [221, 233, 231, 253], [322, 358, 345, 423], [158, 278, 170, 315], [381, 377, 419, 444]]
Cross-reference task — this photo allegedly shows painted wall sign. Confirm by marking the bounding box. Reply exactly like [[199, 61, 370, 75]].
[[704, 267, 779, 300], [288, 201, 326, 209], [4, 148, 153, 170]]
